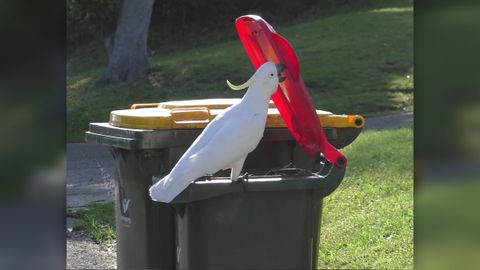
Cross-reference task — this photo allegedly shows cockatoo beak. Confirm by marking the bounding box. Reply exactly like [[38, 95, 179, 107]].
[[276, 64, 287, 83]]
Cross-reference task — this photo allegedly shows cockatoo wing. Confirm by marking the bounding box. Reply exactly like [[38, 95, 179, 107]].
[[150, 105, 266, 202], [171, 110, 264, 176], [173, 104, 235, 162], [152, 111, 266, 201], [187, 111, 266, 173]]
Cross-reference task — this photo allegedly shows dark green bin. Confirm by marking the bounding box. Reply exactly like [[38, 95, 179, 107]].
[[85, 103, 360, 269], [171, 167, 345, 269]]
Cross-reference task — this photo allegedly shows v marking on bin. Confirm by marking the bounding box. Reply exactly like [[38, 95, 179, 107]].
[[122, 198, 131, 215]]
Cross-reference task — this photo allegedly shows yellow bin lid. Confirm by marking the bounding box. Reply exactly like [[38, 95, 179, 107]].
[[110, 98, 365, 130]]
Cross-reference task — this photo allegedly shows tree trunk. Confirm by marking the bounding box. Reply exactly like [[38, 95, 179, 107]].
[[95, 0, 155, 86]]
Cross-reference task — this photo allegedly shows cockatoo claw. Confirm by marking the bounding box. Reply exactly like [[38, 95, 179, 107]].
[[236, 172, 250, 182]]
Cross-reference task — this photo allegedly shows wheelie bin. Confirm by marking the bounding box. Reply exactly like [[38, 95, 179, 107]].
[[85, 98, 364, 269]]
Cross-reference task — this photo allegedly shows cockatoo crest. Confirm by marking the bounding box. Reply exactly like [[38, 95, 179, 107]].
[[227, 62, 286, 95]]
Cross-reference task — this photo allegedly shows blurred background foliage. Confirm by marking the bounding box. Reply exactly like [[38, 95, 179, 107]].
[[67, 0, 373, 51], [67, 0, 120, 45]]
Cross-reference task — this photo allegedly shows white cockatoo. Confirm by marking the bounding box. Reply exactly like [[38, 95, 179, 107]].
[[149, 61, 286, 203]]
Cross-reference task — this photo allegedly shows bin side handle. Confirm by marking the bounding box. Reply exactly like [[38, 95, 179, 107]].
[[314, 155, 346, 197]]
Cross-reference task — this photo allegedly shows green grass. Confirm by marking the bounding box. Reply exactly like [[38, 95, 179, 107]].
[[67, 0, 413, 142], [68, 202, 116, 245], [318, 125, 413, 269]]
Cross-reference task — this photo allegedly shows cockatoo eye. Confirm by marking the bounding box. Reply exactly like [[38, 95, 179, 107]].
[[270, 73, 274, 77]]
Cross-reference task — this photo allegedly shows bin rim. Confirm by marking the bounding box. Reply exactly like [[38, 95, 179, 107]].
[[170, 162, 345, 203]]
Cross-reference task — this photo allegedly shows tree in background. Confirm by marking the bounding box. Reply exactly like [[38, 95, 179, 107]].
[[94, 0, 154, 86]]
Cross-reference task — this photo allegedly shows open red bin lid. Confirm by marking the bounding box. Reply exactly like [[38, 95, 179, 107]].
[[235, 15, 347, 167]]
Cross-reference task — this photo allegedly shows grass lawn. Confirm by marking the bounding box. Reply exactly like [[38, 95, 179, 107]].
[[319, 125, 413, 268], [70, 125, 413, 267], [67, 0, 413, 142], [67, 202, 116, 244]]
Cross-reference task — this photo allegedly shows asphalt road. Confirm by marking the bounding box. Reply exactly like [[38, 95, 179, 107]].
[[67, 143, 116, 208]]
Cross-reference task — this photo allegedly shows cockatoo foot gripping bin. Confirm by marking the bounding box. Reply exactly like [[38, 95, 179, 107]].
[[86, 99, 363, 269]]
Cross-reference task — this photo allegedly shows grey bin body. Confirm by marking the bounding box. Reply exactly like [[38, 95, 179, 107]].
[[171, 170, 345, 269], [86, 122, 358, 269]]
